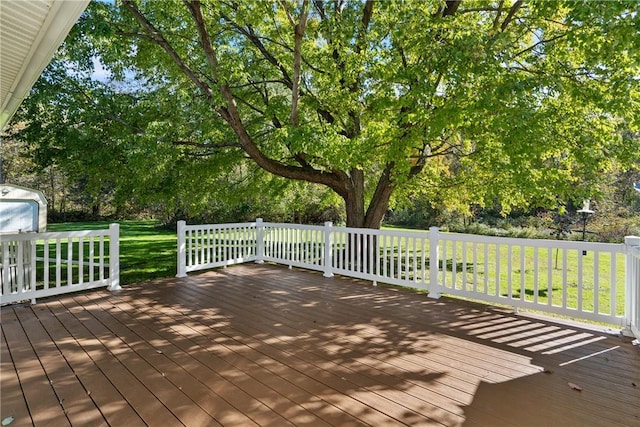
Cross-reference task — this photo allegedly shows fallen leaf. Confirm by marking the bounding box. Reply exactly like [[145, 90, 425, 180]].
[[2, 416, 14, 426], [568, 382, 582, 391], [543, 369, 554, 374]]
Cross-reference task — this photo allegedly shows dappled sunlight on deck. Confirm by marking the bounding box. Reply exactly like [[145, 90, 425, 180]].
[[2, 263, 638, 426]]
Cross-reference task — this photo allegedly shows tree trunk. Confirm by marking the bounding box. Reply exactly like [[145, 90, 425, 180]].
[[338, 165, 396, 272], [343, 165, 395, 230], [364, 163, 395, 229], [91, 198, 100, 218], [344, 168, 365, 228]]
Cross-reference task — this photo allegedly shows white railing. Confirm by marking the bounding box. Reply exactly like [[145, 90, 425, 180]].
[[432, 229, 626, 325], [626, 237, 640, 339], [177, 221, 258, 275], [262, 221, 327, 273], [177, 220, 640, 335], [0, 224, 120, 305]]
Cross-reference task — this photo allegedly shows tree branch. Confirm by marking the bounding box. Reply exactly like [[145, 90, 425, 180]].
[[352, 0, 373, 58], [360, 0, 374, 37], [501, 0, 523, 32], [220, 15, 294, 89], [313, 0, 326, 20], [173, 140, 241, 149], [441, 1, 462, 17], [492, 0, 505, 32], [458, 7, 503, 14], [229, 79, 288, 89], [291, 0, 309, 127], [182, 1, 349, 197], [121, 0, 213, 100], [514, 33, 567, 57], [232, 93, 266, 115], [278, 0, 295, 25]]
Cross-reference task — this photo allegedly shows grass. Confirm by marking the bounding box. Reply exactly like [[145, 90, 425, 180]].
[[47, 220, 176, 285]]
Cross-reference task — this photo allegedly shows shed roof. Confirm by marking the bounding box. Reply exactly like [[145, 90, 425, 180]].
[[0, 183, 47, 205]]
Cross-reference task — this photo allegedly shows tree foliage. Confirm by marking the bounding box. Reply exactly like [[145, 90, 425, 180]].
[[7, 57, 340, 222], [11, 1, 640, 228]]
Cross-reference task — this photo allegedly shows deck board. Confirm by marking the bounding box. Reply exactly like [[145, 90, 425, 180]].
[[30, 303, 146, 427], [2, 309, 71, 427], [0, 324, 31, 426], [12, 307, 106, 427], [2, 263, 639, 426]]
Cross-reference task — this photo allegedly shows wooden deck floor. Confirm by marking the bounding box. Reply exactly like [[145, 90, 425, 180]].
[[1, 263, 639, 427]]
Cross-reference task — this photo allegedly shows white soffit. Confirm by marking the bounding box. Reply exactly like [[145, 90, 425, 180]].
[[0, 0, 90, 130]]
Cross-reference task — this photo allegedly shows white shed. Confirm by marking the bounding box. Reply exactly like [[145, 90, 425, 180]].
[[0, 184, 47, 233]]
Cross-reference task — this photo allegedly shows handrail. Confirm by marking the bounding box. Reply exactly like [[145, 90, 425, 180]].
[[1, 224, 120, 305]]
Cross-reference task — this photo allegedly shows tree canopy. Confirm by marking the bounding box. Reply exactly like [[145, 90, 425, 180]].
[[11, 0, 640, 227]]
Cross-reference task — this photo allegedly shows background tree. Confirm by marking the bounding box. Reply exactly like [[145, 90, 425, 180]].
[[9, 0, 640, 229], [7, 53, 343, 223], [108, 0, 640, 228], [7, 60, 137, 218]]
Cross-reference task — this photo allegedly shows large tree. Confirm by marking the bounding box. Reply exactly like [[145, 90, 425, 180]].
[[78, 0, 638, 228]]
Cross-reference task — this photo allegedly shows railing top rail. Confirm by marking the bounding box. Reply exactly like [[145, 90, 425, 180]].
[[0, 228, 112, 242], [330, 225, 432, 239], [439, 231, 625, 252], [260, 222, 624, 252], [262, 222, 435, 239], [263, 222, 325, 231], [183, 221, 258, 231]]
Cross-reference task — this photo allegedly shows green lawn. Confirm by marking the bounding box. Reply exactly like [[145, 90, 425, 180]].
[[47, 220, 176, 285]]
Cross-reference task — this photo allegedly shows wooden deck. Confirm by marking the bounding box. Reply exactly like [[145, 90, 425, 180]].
[[1, 263, 639, 427]]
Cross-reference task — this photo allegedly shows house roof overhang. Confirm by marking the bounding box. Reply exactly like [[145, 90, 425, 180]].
[[0, 0, 90, 131]]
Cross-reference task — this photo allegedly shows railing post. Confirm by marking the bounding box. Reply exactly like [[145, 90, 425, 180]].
[[108, 223, 121, 291], [255, 218, 265, 264], [323, 221, 334, 278], [624, 236, 640, 338], [29, 238, 37, 304], [1, 241, 10, 302], [177, 220, 187, 278], [428, 226, 441, 299]]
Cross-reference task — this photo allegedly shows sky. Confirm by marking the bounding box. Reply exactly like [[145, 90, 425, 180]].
[[91, 56, 112, 81]]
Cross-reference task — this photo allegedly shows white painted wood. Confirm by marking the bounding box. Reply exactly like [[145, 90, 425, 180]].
[[624, 237, 640, 338], [108, 223, 120, 290], [0, 225, 119, 305]]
